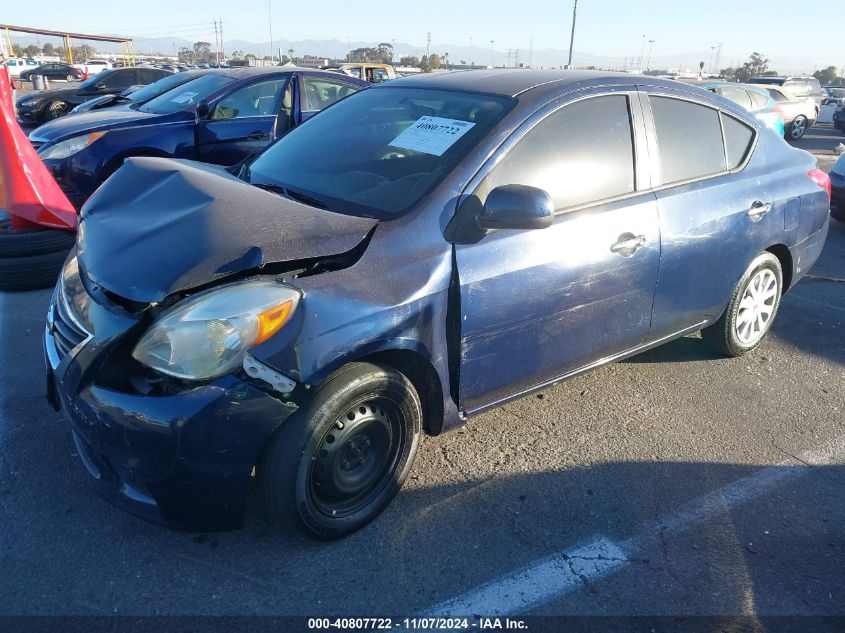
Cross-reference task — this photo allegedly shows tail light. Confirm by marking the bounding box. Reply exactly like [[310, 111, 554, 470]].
[[808, 168, 831, 199]]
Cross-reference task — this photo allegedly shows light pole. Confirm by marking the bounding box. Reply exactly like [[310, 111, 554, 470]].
[[567, 0, 578, 69], [469, 37, 473, 69], [708, 45, 715, 74], [489, 40, 494, 68], [646, 39, 654, 73]]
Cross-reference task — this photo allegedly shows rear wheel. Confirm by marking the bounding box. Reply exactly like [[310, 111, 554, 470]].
[[65, 74, 75, 82], [786, 115, 808, 140], [259, 362, 422, 539], [702, 252, 783, 357]]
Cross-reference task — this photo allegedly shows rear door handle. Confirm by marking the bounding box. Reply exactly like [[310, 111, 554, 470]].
[[746, 200, 772, 221], [610, 233, 647, 257]]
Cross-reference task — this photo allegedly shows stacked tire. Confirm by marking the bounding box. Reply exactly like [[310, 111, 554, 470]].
[[0, 212, 76, 291]]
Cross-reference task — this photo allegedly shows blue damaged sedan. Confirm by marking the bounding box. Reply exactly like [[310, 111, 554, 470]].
[[46, 70, 830, 539], [29, 67, 366, 208]]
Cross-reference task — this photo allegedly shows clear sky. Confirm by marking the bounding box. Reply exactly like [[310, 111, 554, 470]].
[[2, 0, 843, 69]]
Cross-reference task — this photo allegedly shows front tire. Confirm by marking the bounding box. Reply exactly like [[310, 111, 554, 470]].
[[44, 101, 68, 121], [259, 362, 422, 539], [702, 252, 783, 357]]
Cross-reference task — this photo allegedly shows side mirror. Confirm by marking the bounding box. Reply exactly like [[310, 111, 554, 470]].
[[476, 184, 554, 231], [95, 82, 107, 90], [196, 99, 210, 119]]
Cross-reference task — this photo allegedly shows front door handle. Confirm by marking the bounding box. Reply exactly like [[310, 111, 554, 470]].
[[610, 233, 647, 257], [746, 200, 772, 221], [247, 131, 269, 140]]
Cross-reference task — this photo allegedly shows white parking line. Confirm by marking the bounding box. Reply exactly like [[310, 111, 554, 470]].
[[427, 436, 845, 616]]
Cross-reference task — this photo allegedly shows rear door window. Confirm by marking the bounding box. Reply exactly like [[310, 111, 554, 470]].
[[748, 90, 769, 109], [487, 94, 636, 211], [719, 87, 752, 110], [301, 76, 361, 113], [650, 96, 726, 184]]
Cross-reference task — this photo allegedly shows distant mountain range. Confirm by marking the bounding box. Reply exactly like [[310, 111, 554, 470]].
[[10, 33, 826, 74]]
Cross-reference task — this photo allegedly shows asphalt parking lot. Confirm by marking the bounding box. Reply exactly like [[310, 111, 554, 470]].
[[1, 124, 844, 625]]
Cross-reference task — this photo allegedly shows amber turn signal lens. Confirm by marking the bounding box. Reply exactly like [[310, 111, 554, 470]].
[[254, 298, 295, 345]]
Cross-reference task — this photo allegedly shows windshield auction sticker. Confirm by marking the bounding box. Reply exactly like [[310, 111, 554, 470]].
[[389, 116, 476, 156]]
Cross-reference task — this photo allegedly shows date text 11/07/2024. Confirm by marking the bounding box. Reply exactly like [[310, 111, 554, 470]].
[[306, 617, 529, 629]]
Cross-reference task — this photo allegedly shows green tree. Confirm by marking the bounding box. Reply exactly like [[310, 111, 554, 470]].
[[12, 44, 24, 57], [428, 53, 441, 70], [42, 43, 57, 58], [193, 41, 212, 62], [734, 52, 771, 82], [814, 66, 839, 86], [398, 55, 419, 67], [177, 47, 196, 64], [23, 45, 41, 58]]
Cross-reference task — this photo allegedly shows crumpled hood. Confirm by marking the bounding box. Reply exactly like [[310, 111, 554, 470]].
[[78, 157, 377, 303]]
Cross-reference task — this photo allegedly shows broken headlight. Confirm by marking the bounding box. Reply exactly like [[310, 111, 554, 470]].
[[132, 281, 300, 380]]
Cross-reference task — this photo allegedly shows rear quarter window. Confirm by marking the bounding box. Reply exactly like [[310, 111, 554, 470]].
[[721, 113, 755, 169], [650, 96, 726, 184]]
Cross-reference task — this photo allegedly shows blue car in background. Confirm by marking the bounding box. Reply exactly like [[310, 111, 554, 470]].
[[46, 70, 830, 538], [696, 81, 785, 137], [67, 69, 215, 115], [29, 67, 367, 208]]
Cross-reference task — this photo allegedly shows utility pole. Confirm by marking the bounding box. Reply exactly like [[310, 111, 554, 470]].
[[646, 39, 654, 73], [638, 34, 645, 71], [714, 42, 723, 75], [529, 39, 533, 68], [268, 0, 273, 61], [213, 20, 220, 64], [567, 0, 578, 68], [515, 46, 519, 68], [708, 45, 715, 74], [469, 37, 473, 69], [219, 18, 224, 63], [426, 31, 431, 58], [489, 40, 494, 68]]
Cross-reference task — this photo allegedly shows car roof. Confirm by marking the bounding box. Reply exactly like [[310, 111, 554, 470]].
[[383, 68, 711, 100], [213, 66, 347, 79]]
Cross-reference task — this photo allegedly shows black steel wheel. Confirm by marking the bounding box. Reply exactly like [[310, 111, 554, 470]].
[[260, 362, 422, 539]]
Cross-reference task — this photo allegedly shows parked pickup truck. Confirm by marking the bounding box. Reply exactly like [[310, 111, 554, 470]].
[[323, 62, 395, 83], [1, 58, 38, 78]]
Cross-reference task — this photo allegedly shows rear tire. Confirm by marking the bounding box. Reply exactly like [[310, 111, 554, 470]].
[[65, 74, 75, 82], [702, 252, 783, 357], [259, 362, 422, 540]]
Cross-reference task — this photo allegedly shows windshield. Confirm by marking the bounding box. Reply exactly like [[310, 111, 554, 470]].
[[140, 74, 235, 114], [248, 87, 514, 218], [827, 88, 845, 98], [78, 72, 109, 90], [128, 73, 201, 103]]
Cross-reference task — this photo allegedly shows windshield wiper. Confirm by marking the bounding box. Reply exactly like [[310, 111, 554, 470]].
[[250, 182, 327, 210], [284, 188, 327, 209]]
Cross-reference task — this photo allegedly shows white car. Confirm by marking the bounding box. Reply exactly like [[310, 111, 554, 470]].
[[1, 58, 38, 78], [73, 59, 112, 77]]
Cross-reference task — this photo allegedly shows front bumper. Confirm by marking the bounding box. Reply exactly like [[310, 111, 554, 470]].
[[16, 101, 43, 123], [42, 156, 98, 210], [44, 283, 297, 531]]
